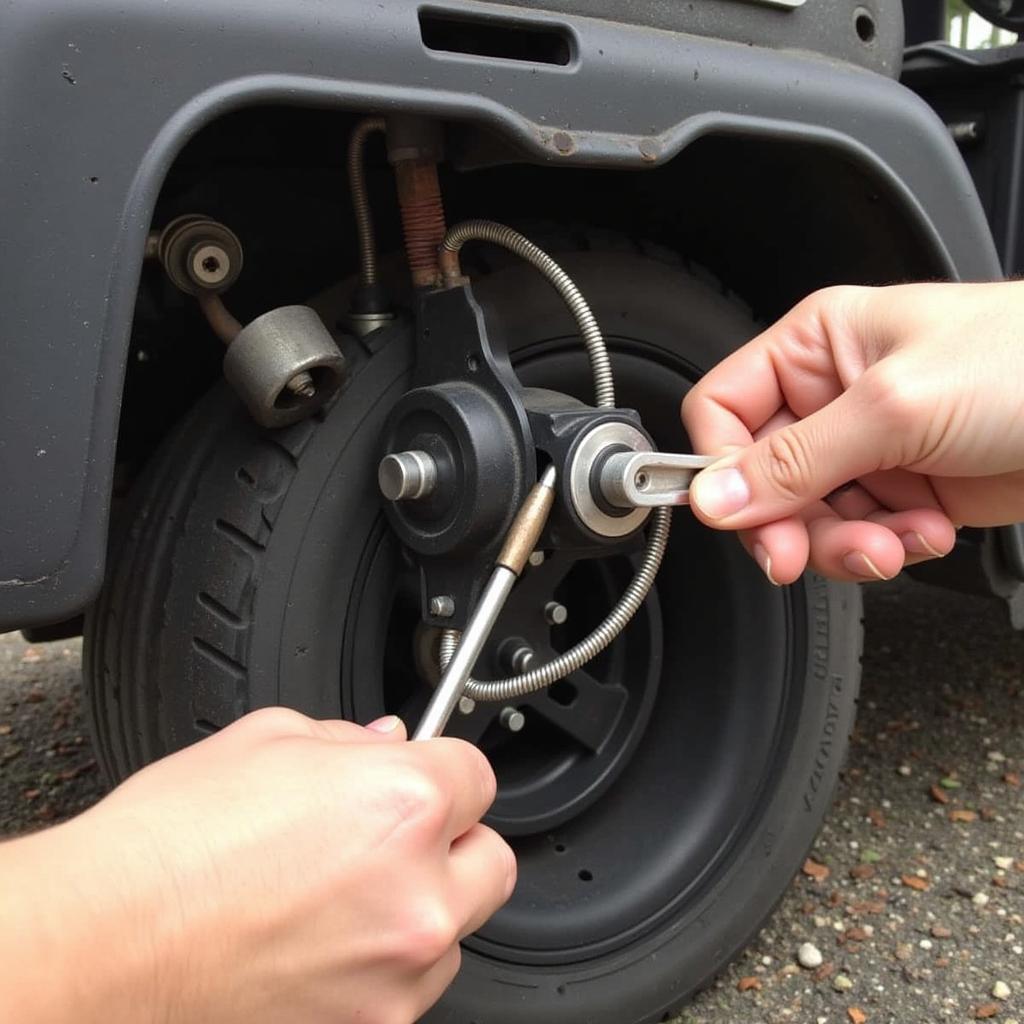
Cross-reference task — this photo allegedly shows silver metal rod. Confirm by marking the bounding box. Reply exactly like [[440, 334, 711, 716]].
[[599, 452, 716, 508], [412, 566, 517, 740]]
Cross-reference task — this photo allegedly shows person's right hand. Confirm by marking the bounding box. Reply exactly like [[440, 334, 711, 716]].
[[0, 708, 513, 1024], [681, 281, 1024, 584]]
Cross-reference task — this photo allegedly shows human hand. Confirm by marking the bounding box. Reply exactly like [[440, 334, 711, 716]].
[[0, 708, 513, 1024], [681, 281, 1024, 584]]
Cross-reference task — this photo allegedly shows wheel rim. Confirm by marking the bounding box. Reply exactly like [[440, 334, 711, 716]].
[[340, 334, 804, 965]]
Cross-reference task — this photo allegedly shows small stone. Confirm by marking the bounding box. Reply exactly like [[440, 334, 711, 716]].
[[737, 976, 762, 992], [814, 915, 829, 928], [798, 942, 824, 969], [992, 980, 1011, 1000], [898, 764, 912, 776], [833, 974, 854, 992], [931, 924, 952, 939], [850, 864, 876, 881], [846, 927, 871, 942], [894, 943, 914, 961], [973, 892, 991, 907], [848, 1008, 867, 1024], [929, 783, 950, 804], [995, 856, 1014, 870], [987, 751, 1006, 763], [973, 1003, 1000, 1019]]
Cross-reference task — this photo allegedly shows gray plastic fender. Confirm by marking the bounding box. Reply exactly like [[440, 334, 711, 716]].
[[0, 0, 1002, 627]]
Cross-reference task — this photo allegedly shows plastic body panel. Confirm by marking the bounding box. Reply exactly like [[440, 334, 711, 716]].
[[0, 0, 1002, 628], [481, 0, 905, 75]]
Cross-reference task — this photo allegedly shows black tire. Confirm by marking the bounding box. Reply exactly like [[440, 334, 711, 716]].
[[84, 239, 862, 1024]]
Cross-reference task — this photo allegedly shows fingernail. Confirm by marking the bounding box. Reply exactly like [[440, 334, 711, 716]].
[[842, 552, 891, 581], [900, 531, 944, 559], [691, 467, 751, 520], [753, 543, 780, 586], [366, 715, 402, 734]]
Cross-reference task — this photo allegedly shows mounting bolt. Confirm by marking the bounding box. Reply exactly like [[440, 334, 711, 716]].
[[379, 450, 439, 502], [189, 242, 232, 288], [499, 707, 525, 733], [528, 550, 546, 567], [429, 595, 455, 618], [506, 644, 535, 675], [544, 601, 568, 626], [458, 696, 476, 715], [285, 371, 316, 399]]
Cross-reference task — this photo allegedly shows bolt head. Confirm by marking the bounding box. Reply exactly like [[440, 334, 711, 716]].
[[544, 601, 568, 626], [429, 595, 455, 618], [527, 551, 546, 567], [457, 696, 476, 715], [500, 707, 525, 732], [189, 243, 231, 287], [509, 645, 535, 675]]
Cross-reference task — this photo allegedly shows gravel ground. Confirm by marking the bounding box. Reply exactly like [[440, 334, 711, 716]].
[[1, 577, 1021, 1023]]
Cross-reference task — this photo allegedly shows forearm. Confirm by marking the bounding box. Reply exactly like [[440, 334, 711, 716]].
[[0, 814, 173, 1024]]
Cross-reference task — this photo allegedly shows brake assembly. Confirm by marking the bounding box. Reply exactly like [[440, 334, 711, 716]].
[[376, 216, 714, 738]]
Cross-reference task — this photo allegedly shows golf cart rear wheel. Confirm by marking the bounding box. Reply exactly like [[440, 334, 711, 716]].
[[84, 237, 862, 1024]]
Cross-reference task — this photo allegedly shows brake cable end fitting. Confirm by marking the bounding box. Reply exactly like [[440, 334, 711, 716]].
[[496, 465, 558, 577], [438, 246, 468, 288]]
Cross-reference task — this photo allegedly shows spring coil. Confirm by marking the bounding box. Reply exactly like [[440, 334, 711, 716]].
[[347, 117, 386, 287], [398, 169, 448, 287], [441, 506, 670, 701], [440, 220, 616, 408]]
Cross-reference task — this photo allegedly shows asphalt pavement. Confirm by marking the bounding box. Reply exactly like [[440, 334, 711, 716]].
[[1, 576, 1021, 1024]]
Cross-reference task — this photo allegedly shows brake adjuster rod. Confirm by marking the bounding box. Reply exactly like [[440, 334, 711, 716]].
[[413, 465, 559, 740]]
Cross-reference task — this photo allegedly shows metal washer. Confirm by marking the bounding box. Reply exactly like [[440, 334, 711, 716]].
[[568, 421, 652, 538]]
